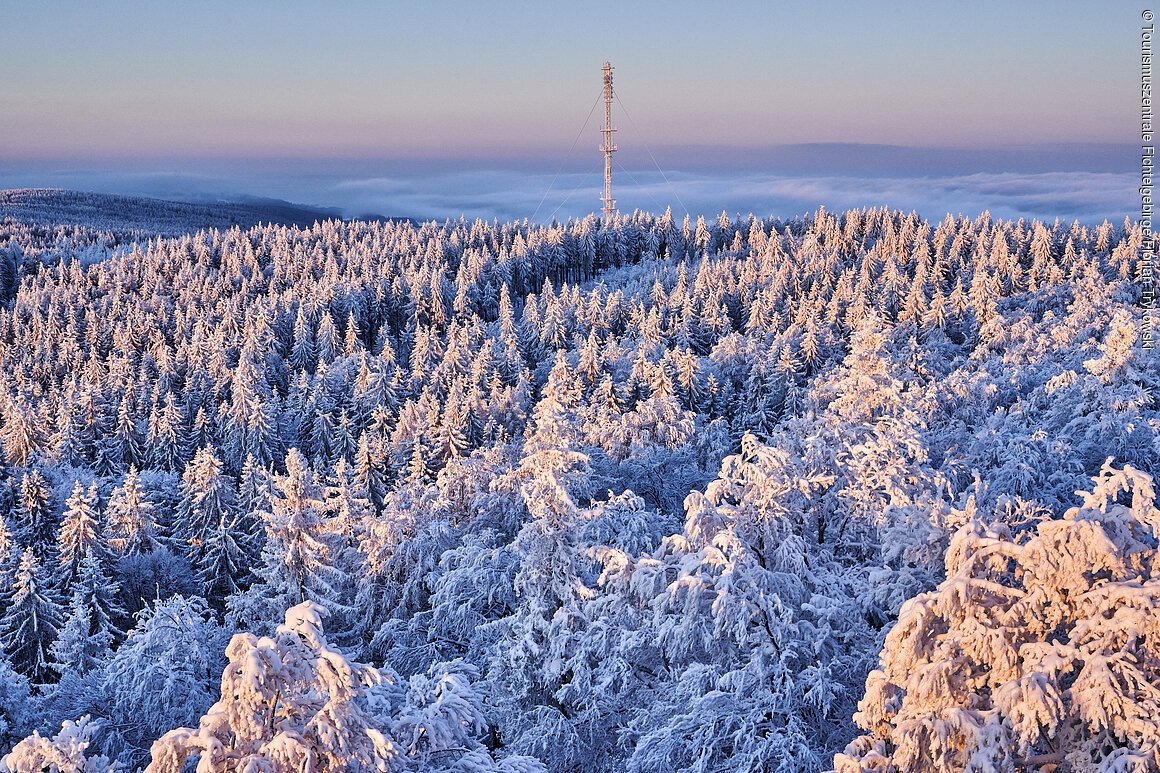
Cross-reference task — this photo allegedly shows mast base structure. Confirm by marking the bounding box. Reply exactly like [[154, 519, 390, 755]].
[[600, 61, 617, 221]]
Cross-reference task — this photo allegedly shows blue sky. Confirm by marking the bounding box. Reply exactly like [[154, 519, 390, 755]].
[[0, 1, 1141, 221]]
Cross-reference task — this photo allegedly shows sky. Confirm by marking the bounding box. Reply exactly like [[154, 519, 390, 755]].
[[0, 1, 1142, 222]]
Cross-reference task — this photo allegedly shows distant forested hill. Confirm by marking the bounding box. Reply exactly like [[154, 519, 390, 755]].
[[0, 188, 340, 237]]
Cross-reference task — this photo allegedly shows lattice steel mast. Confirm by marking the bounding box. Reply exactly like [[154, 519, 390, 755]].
[[600, 61, 617, 220]]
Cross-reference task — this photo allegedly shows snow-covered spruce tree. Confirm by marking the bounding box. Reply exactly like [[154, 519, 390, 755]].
[[53, 553, 124, 666], [14, 470, 54, 551], [238, 453, 275, 517], [195, 513, 251, 603], [0, 513, 14, 587], [383, 445, 529, 671], [50, 595, 108, 680], [0, 547, 63, 684], [483, 486, 675, 770], [54, 481, 104, 594], [175, 446, 236, 566], [44, 597, 104, 730], [104, 467, 161, 557], [39, 558, 126, 744], [0, 392, 45, 467], [226, 448, 348, 633], [322, 457, 372, 562], [146, 394, 187, 473], [834, 460, 1160, 772]]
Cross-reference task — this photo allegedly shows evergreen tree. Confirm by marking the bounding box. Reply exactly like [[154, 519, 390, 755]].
[[196, 514, 250, 604], [0, 654, 30, 752], [227, 449, 348, 632], [237, 453, 274, 516], [105, 466, 162, 556], [289, 304, 316, 373], [0, 548, 63, 683], [114, 395, 144, 471], [0, 512, 14, 585], [14, 470, 53, 550], [49, 592, 105, 677], [176, 446, 236, 563], [70, 552, 125, 648], [147, 394, 187, 471], [234, 453, 273, 559], [1, 393, 44, 467], [54, 481, 103, 594], [316, 311, 341, 365], [353, 433, 387, 513]]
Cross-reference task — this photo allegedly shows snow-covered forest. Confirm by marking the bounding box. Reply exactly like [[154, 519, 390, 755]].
[[0, 201, 1155, 772]]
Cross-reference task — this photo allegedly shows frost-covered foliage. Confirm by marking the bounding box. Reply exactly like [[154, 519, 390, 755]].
[[0, 204, 1154, 769], [97, 596, 227, 769], [1, 716, 116, 773], [835, 461, 1160, 772], [573, 435, 872, 772], [146, 602, 541, 773], [147, 602, 395, 772], [0, 659, 30, 753]]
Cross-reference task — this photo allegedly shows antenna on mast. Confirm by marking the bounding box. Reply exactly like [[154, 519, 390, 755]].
[[600, 61, 617, 220]]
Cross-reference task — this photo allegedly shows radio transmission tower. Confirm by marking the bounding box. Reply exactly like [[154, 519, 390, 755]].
[[600, 61, 617, 220]]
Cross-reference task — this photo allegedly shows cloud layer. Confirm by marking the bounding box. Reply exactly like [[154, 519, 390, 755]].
[[0, 165, 1136, 226], [326, 168, 1136, 225]]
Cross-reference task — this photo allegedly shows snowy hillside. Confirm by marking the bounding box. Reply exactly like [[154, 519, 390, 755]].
[[0, 206, 1154, 772]]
